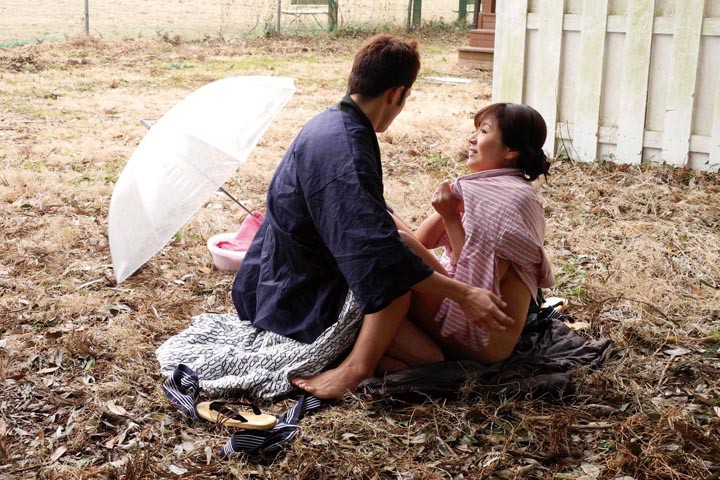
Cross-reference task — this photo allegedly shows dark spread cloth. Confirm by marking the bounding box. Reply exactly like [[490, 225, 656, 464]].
[[233, 96, 433, 343], [357, 307, 613, 401]]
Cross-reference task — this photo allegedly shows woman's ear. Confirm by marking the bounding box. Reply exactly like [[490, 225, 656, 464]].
[[504, 148, 520, 164]]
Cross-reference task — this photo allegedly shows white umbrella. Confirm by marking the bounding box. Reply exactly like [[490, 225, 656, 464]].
[[108, 76, 296, 283]]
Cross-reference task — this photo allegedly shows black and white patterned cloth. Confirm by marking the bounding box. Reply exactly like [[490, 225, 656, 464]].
[[156, 292, 362, 398]]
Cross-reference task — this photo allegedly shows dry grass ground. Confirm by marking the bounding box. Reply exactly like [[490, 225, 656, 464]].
[[1, 31, 719, 479]]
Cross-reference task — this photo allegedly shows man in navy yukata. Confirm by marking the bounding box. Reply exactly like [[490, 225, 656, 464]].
[[233, 34, 513, 398]]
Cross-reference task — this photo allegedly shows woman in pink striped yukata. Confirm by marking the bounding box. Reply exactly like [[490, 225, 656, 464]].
[[382, 103, 555, 371]]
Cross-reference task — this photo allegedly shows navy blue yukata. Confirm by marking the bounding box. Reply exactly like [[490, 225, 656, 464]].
[[232, 96, 433, 343]]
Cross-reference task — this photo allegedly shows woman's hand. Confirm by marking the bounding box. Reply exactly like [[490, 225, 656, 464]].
[[457, 286, 514, 332], [431, 181, 462, 219]]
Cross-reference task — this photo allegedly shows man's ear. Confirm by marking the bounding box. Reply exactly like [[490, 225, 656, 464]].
[[386, 86, 405, 105]]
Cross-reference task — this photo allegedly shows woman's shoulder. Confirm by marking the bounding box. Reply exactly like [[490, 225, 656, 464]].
[[460, 172, 538, 203]]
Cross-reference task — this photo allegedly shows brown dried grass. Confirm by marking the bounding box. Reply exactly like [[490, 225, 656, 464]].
[[0, 32, 718, 479]]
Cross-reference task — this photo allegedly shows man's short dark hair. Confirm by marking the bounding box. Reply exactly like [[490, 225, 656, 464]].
[[347, 34, 420, 99]]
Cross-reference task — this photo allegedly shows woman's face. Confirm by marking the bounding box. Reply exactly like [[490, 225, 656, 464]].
[[467, 116, 516, 172]]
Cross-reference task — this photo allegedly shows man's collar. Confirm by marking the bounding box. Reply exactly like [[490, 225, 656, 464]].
[[338, 94, 375, 134]]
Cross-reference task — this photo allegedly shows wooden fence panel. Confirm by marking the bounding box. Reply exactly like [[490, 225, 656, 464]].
[[492, 0, 529, 102], [661, 1, 704, 166], [712, 72, 720, 166], [535, 0, 565, 154], [492, 0, 720, 171], [572, 0, 608, 163], [616, 0, 655, 164]]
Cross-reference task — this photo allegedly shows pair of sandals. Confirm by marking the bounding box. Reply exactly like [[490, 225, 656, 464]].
[[163, 365, 323, 458], [196, 400, 277, 430]]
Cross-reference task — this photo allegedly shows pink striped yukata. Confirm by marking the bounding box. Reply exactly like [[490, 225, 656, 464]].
[[433, 168, 555, 354]]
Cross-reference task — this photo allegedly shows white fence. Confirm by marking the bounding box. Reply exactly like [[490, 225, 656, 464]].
[[492, 0, 720, 171]]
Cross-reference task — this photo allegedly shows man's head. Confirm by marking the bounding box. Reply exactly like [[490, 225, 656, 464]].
[[347, 34, 420, 103]]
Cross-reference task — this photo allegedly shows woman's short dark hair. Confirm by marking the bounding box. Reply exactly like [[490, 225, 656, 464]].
[[474, 103, 550, 181], [347, 34, 420, 99]]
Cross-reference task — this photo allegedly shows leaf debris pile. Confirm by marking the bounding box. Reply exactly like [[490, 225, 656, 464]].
[[1, 32, 718, 479]]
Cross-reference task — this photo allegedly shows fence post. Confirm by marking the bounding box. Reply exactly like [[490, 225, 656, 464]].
[[406, 0, 412, 30], [458, 0, 468, 25], [412, 0, 422, 28], [84, 0, 89, 35], [328, 0, 338, 32], [276, 0, 281, 33]]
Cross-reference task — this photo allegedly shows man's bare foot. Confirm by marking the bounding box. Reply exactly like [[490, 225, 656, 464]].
[[291, 364, 368, 399]]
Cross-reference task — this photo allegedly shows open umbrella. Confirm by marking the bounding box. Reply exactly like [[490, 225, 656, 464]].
[[108, 76, 296, 283]]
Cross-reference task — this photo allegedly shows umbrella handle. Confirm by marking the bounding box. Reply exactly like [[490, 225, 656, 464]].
[[219, 187, 254, 217]]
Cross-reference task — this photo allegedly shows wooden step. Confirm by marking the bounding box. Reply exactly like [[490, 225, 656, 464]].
[[469, 28, 495, 48], [478, 12, 496, 29], [458, 46, 494, 65]]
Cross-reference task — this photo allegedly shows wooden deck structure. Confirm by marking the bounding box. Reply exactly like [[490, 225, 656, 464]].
[[458, 0, 496, 65]]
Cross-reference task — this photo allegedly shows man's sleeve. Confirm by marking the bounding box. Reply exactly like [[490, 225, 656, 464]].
[[305, 170, 434, 314]]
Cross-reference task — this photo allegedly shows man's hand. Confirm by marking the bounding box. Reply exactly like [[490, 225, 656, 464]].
[[431, 181, 462, 219], [457, 286, 514, 332]]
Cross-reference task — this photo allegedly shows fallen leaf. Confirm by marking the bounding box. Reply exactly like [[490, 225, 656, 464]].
[[38, 366, 59, 374], [49, 445, 67, 463], [664, 347, 691, 357], [105, 434, 119, 450], [566, 321, 590, 330], [173, 441, 197, 457], [578, 462, 601, 479], [109, 456, 128, 469], [0, 418, 6, 436], [455, 442, 471, 452], [106, 400, 129, 417], [168, 464, 188, 475], [481, 451, 502, 468], [341, 432, 358, 442]]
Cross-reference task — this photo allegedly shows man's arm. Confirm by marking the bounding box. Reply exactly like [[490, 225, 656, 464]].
[[412, 271, 513, 332]]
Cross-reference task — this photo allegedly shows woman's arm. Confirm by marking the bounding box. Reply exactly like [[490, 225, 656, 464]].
[[441, 214, 464, 266], [415, 212, 445, 249], [389, 211, 413, 234], [432, 181, 465, 265]]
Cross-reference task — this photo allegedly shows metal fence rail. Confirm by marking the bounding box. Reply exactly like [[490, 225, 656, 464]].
[[1, 0, 474, 46]]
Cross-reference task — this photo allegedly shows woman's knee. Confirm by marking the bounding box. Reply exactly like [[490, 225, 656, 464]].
[[387, 319, 445, 366]]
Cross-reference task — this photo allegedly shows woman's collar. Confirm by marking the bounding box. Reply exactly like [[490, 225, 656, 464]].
[[458, 168, 524, 181]]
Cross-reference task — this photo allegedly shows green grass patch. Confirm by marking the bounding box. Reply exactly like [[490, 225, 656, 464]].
[[554, 261, 589, 301], [0, 36, 59, 48], [163, 61, 193, 70]]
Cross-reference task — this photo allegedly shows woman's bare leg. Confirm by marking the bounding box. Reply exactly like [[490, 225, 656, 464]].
[[469, 260, 531, 363], [397, 230, 448, 335], [376, 355, 410, 374], [378, 317, 444, 374]]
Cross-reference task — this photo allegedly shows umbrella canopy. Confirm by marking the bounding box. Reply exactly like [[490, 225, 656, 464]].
[[108, 76, 296, 283]]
